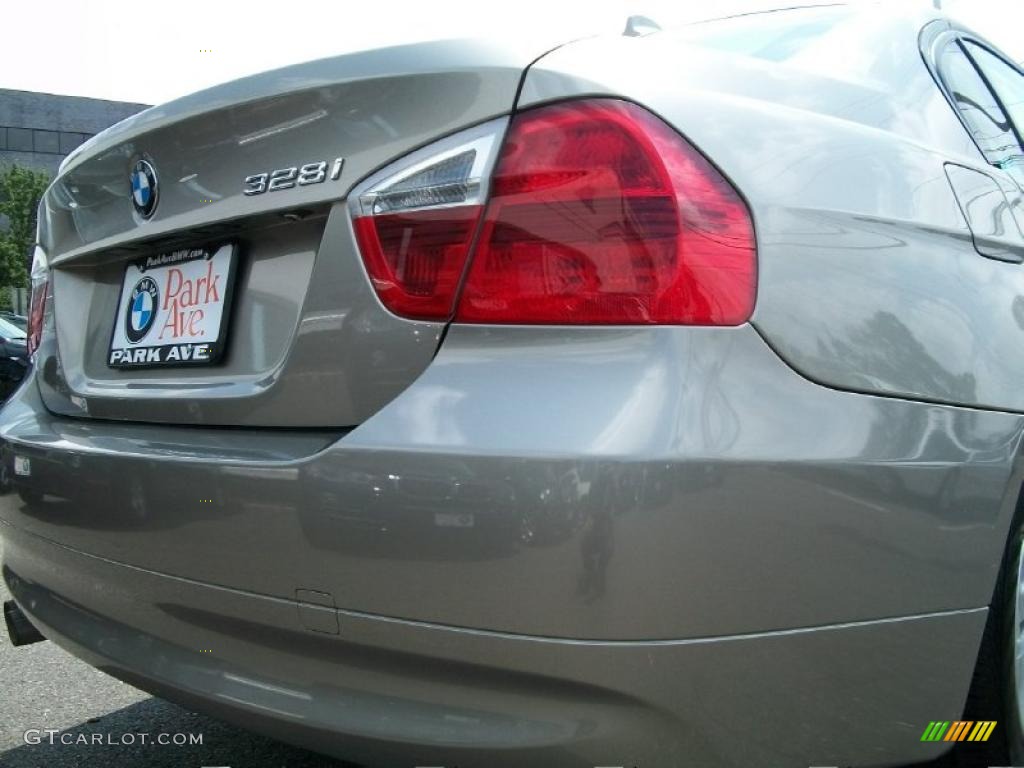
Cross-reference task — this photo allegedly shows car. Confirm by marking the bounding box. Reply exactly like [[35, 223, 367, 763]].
[[0, 312, 29, 332], [0, 316, 28, 401], [2, 5, 1024, 767]]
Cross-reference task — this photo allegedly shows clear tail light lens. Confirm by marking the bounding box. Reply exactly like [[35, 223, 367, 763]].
[[349, 100, 756, 326], [27, 245, 50, 359]]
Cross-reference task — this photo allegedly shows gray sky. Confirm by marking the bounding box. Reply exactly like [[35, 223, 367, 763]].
[[2, 0, 1021, 105]]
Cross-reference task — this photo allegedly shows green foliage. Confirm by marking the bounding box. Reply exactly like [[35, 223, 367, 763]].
[[0, 164, 51, 309]]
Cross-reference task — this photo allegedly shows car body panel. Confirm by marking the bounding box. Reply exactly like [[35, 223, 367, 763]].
[[945, 162, 1024, 262], [521, 7, 1024, 414], [35, 40, 536, 428], [0, 519, 988, 768], [37, 204, 453, 427], [44, 38, 541, 262], [3, 325, 1021, 641]]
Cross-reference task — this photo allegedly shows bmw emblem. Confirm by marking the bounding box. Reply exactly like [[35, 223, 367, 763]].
[[125, 277, 159, 343], [130, 159, 159, 218]]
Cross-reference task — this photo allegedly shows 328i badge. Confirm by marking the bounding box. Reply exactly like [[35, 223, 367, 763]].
[[108, 245, 238, 368]]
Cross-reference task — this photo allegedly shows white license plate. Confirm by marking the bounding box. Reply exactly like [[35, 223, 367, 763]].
[[108, 244, 237, 368], [13, 456, 30, 476]]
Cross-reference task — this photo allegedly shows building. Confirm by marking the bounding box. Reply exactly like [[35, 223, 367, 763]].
[[0, 89, 149, 176]]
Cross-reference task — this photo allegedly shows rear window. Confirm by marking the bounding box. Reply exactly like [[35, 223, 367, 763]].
[[938, 41, 1020, 168], [963, 42, 1024, 164]]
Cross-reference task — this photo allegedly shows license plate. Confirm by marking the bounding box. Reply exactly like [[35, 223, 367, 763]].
[[13, 456, 30, 476], [108, 244, 238, 368]]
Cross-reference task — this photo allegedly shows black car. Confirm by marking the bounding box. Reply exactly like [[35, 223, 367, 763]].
[[0, 316, 29, 400]]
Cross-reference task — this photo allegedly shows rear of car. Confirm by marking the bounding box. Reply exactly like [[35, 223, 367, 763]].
[[4, 7, 1024, 767]]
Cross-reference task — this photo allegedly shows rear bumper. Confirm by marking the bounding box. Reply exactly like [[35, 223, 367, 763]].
[[2, 521, 987, 767], [1, 323, 1022, 765]]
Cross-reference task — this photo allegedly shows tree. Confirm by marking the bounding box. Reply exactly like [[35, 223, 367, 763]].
[[0, 164, 51, 310]]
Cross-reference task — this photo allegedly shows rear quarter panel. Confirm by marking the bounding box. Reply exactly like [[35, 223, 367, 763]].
[[520, 9, 1024, 413]]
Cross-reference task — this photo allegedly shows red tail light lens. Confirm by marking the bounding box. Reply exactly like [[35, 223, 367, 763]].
[[27, 245, 50, 358], [349, 101, 755, 325], [455, 100, 756, 325], [350, 120, 503, 321], [353, 206, 481, 320]]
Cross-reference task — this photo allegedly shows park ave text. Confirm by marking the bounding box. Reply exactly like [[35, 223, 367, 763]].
[[155, 260, 221, 339]]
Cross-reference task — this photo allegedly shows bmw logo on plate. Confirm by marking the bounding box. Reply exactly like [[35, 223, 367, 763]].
[[125, 276, 159, 343], [130, 159, 159, 218]]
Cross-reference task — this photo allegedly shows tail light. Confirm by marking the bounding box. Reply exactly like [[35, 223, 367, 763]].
[[350, 99, 755, 325], [27, 245, 50, 359], [350, 120, 505, 321]]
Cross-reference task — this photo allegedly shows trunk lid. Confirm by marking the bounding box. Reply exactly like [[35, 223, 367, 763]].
[[36, 39, 540, 427]]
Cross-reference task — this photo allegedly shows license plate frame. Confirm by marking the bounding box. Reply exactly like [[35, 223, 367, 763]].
[[108, 243, 238, 369]]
